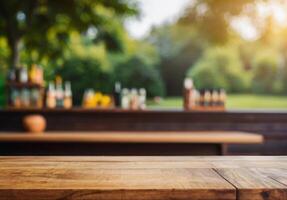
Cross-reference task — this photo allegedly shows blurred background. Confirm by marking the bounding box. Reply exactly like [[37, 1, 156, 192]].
[[1, 0, 287, 109]]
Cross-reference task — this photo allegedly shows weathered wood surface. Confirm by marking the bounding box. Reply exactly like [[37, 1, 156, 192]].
[[0, 157, 286, 200], [0, 131, 263, 144]]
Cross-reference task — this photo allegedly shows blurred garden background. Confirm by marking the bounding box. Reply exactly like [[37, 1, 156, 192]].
[[1, 0, 287, 109]]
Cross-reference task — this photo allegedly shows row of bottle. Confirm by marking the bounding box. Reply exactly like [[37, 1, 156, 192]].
[[114, 83, 146, 110], [46, 76, 73, 109], [7, 65, 44, 85], [183, 78, 226, 110], [9, 88, 43, 108]]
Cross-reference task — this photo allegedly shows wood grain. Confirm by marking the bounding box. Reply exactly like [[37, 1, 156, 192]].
[[216, 168, 287, 200], [0, 131, 263, 144], [0, 157, 286, 200], [0, 168, 235, 200]]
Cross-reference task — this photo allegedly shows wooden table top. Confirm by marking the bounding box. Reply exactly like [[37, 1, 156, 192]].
[[0, 156, 286, 200], [0, 131, 263, 144]]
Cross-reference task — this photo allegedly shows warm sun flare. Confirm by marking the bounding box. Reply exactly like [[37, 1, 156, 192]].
[[233, 0, 287, 40], [258, 1, 287, 25]]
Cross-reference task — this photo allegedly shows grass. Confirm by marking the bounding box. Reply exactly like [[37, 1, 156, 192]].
[[147, 94, 287, 109]]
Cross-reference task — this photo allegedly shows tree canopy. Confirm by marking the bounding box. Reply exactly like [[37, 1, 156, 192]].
[[0, 0, 138, 68], [179, 0, 260, 43]]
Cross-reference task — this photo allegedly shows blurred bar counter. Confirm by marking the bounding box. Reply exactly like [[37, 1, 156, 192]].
[[0, 108, 287, 155]]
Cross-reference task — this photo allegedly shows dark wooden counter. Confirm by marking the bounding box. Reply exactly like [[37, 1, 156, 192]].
[[0, 108, 286, 155], [0, 156, 286, 200]]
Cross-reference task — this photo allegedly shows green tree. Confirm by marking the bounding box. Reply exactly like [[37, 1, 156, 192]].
[[0, 0, 138, 68], [148, 24, 206, 96], [114, 55, 165, 97], [57, 56, 114, 105], [109, 38, 164, 97], [252, 50, 280, 94], [187, 47, 248, 93]]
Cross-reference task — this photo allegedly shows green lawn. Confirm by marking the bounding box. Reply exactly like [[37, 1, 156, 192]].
[[147, 94, 287, 109]]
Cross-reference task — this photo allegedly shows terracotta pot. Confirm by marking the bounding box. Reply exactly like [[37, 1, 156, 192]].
[[23, 115, 46, 134]]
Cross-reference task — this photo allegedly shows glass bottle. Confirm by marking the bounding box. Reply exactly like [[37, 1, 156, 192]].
[[7, 68, 16, 82], [139, 88, 146, 110], [211, 90, 219, 107], [130, 89, 139, 110], [204, 90, 212, 107], [113, 82, 122, 108], [46, 82, 56, 109], [63, 81, 73, 109], [55, 76, 64, 108], [121, 88, 130, 109], [18, 66, 28, 83], [183, 78, 194, 110]]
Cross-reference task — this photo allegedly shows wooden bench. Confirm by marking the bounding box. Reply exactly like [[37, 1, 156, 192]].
[[0, 156, 286, 200], [0, 131, 263, 155]]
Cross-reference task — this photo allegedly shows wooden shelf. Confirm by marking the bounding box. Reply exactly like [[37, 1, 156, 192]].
[[0, 131, 264, 144]]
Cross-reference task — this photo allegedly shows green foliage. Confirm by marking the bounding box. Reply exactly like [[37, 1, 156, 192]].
[[0, 0, 138, 66], [55, 35, 165, 104], [57, 56, 114, 105], [251, 50, 280, 94], [187, 47, 248, 92], [149, 24, 206, 96], [114, 55, 165, 97]]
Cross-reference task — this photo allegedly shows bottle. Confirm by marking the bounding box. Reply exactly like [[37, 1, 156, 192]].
[[55, 76, 64, 108], [29, 64, 43, 85], [21, 89, 30, 108], [199, 90, 205, 107], [204, 90, 212, 107], [63, 82, 72, 109], [193, 90, 200, 107], [121, 88, 130, 109], [12, 89, 21, 108], [46, 82, 56, 109], [29, 64, 37, 83], [18, 66, 28, 83], [211, 90, 219, 107], [130, 89, 139, 110], [113, 82, 122, 108], [7, 68, 16, 82], [139, 88, 147, 110], [36, 65, 44, 85], [183, 78, 194, 110], [31, 89, 38, 107]]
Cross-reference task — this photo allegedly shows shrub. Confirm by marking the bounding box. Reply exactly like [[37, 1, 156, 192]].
[[187, 47, 248, 93], [251, 51, 280, 94], [57, 57, 114, 105], [114, 55, 165, 97]]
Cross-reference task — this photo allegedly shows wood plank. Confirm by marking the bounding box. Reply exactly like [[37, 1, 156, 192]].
[[256, 168, 287, 187], [0, 131, 264, 144], [0, 168, 235, 200], [1, 157, 287, 200], [215, 168, 287, 200]]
